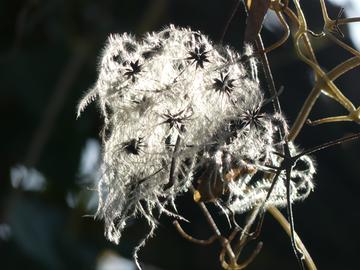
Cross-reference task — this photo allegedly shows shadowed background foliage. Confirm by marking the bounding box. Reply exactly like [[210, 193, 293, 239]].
[[1, 0, 360, 269]]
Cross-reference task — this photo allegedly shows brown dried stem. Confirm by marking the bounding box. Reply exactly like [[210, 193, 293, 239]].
[[289, 56, 360, 140], [268, 207, 317, 270], [189, 186, 237, 266], [173, 220, 218, 245], [176, 1, 360, 269]]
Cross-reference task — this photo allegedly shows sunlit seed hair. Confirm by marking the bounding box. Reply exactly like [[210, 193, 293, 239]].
[[77, 25, 315, 265]]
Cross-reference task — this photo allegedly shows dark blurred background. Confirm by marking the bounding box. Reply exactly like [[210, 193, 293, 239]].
[[1, 0, 360, 269]]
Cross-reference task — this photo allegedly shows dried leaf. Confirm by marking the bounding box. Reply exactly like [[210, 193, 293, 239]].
[[244, 0, 270, 44]]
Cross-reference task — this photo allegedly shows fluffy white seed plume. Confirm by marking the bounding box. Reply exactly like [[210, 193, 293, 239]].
[[77, 25, 315, 265]]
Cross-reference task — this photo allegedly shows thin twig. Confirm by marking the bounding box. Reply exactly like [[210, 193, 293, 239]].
[[250, 3, 316, 269], [164, 130, 182, 190], [234, 206, 262, 260], [289, 56, 360, 140], [173, 220, 218, 245], [188, 185, 237, 266], [220, 0, 241, 44], [268, 207, 317, 270]]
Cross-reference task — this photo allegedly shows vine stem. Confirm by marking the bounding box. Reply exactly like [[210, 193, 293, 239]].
[[234, 206, 261, 260], [268, 207, 317, 270], [288, 56, 360, 140], [189, 185, 237, 266], [248, 2, 317, 268]]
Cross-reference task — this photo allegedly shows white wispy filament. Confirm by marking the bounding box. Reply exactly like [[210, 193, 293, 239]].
[[77, 25, 315, 266]]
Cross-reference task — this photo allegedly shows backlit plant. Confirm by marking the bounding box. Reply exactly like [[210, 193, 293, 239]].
[[78, 1, 360, 269]]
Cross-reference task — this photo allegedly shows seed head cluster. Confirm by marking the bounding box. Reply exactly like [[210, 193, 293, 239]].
[[77, 25, 315, 249]]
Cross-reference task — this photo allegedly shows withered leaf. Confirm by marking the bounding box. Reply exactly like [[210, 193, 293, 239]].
[[244, 0, 271, 44]]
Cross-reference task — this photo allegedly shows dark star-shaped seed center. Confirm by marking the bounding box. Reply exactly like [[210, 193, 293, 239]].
[[213, 73, 235, 96], [124, 60, 142, 82], [186, 44, 210, 69], [122, 137, 144, 155]]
